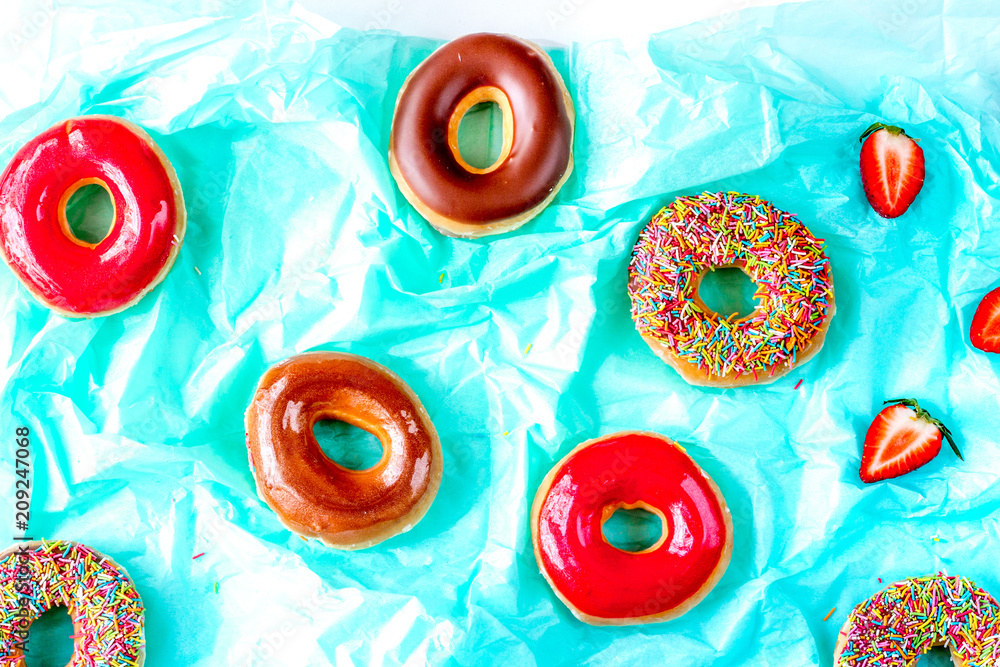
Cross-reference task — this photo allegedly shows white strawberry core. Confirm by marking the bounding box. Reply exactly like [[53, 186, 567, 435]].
[[871, 131, 918, 208], [869, 409, 939, 469]]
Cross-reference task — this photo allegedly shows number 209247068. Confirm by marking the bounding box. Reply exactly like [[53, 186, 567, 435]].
[[14, 427, 30, 533]]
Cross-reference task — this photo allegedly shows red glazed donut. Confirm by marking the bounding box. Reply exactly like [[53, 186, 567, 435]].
[[531, 431, 733, 625], [0, 115, 185, 317], [245, 352, 443, 550], [389, 33, 575, 238]]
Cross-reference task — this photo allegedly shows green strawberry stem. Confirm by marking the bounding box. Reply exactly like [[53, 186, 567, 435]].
[[884, 398, 963, 460], [860, 122, 917, 143]]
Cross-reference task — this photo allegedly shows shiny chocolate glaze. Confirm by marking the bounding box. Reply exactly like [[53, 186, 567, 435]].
[[245, 352, 442, 549], [390, 33, 574, 225]]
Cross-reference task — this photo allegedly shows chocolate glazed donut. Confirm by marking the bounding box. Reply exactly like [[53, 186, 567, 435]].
[[245, 352, 443, 550], [389, 33, 575, 238]]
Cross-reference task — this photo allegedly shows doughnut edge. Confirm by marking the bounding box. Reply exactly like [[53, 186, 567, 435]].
[[641, 286, 837, 388]]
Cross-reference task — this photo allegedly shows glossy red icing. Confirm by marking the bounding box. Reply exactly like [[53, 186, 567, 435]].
[[0, 116, 182, 315], [536, 432, 730, 620]]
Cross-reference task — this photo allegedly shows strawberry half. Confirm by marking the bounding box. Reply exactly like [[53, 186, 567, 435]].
[[859, 122, 925, 218], [971, 286, 1000, 353], [860, 398, 961, 484]]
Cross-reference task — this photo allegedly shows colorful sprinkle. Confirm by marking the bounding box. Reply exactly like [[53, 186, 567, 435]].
[[524, 343, 532, 355], [194, 266, 202, 275], [192, 552, 205, 560], [838, 575, 1000, 666], [628, 192, 834, 381], [794, 379, 804, 390], [824, 607, 836, 622], [0, 541, 144, 663], [439, 272, 444, 284]]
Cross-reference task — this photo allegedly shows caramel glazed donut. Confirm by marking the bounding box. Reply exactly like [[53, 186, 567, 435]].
[[0, 540, 145, 666], [0, 116, 185, 317], [834, 575, 1000, 666], [629, 191, 835, 387], [389, 33, 575, 238], [532, 432, 733, 625], [245, 352, 443, 550]]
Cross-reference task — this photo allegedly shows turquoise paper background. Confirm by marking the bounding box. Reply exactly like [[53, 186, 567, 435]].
[[2, 0, 999, 664]]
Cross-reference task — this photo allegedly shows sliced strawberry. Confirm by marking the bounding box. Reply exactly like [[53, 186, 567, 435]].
[[860, 398, 961, 483], [859, 122, 925, 218], [971, 286, 1000, 353]]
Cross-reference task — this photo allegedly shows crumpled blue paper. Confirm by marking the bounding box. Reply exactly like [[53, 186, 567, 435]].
[[2, 0, 1000, 664]]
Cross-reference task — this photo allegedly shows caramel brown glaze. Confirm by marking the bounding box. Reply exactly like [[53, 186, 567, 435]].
[[389, 33, 575, 238], [245, 352, 442, 550]]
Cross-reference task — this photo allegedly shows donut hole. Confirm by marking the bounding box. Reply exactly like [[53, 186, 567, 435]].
[[698, 266, 759, 320], [23, 606, 75, 665], [456, 101, 505, 170], [313, 419, 384, 472], [601, 505, 665, 553], [913, 647, 954, 666], [61, 180, 115, 247], [447, 86, 514, 175]]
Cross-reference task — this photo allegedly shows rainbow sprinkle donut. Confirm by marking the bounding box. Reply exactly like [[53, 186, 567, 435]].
[[0, 540, 145, 665], [628, 192, 835, 387], [835, 575, 1000, 666]]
